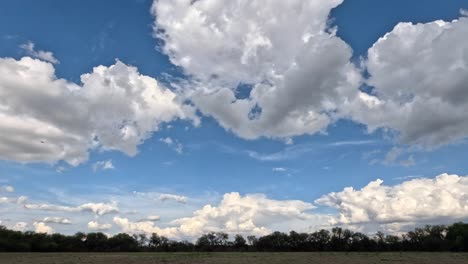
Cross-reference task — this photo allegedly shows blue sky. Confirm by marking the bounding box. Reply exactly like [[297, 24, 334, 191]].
[[0, 0, 467, 237]]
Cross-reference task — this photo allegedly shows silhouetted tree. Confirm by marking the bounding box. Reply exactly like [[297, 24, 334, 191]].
[[233, 234, 247, 251], [108, 233, 138, 252], [446, 222, 468, 251], [0, 222, 467, 252], [247, 235, 258, 248], [84, 233, 108, 251], [308, 229, 330, 251]]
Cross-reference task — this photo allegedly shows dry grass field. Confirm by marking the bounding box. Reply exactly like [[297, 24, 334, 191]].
[[0, 252, 467, 264]]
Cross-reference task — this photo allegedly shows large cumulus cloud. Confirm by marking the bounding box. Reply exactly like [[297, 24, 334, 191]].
[[347, 14, 468, 148], [154, 1, 468, 148], [4, 2, 468, 166], [152, 0, 361, 140], [113, 192, 325, 239], [3, 174, 468, 237], [172, 192, 319, 237], [316, 173, 468, 228], [0, 57, 198, 165]]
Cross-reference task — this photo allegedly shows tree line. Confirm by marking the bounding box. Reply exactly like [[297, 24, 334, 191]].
[[0, 222, 467, 252]]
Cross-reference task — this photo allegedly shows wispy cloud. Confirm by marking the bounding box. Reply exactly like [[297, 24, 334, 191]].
[[393, 175, 423, 181], [362, 149, 381, 160], [247, 140, 376, 162], [190, 138, 379, 163], [133, 191, 188, 204], [20, 41, 59, 64], [461, 8, 468, 16], [247, 144, 316, 161], [158, 193, 187, 204], [40, 217, 72, 225], [272, 167, 287, 172], [24, 201, 119, 216], [139, 215, 161, 222], [382, 147, 416, 167], [328, 140, 375, 147], [363, 147, 416, 167], [3, 34, 18, 40]]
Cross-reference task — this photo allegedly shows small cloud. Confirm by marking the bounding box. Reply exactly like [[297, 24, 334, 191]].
[[33, 222, 54, 234], [1, 185, 14, 193], [20, 41, 59, 64], [461, 9, 468, 16], [284, 138, 294, 145], [41, 217, 72, 225], [382, 147, 416, 167], [88, 221, 112, 231], [160, 137, 174, 145], [383, 147, 403, 165], [400, 155, 416, 167], [328, 140, 375, 147], [16, 196, 28, 204], [93, 160, 115, 172], [272, 167, 286, 172], [139, 215, 161, 222], [133, 191, 188, 204], [247, 144, 314, 161], [162, 161, 174, 166], [160, 137, 183, 154], [55, 166, 66, 173], [13, 222, 28, 232], [24, 200, 119, 216], [159, 193, 187, 204], [393, 175, 423, 181], [174, 143, 183, 154], [3, 34, 17, 40], [0, 195, 27, 205]]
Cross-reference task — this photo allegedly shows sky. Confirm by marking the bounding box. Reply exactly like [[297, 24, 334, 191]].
[[0, 0, 467, 238]]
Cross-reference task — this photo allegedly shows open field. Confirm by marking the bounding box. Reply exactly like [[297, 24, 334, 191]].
[[0, 252, 467, 264]]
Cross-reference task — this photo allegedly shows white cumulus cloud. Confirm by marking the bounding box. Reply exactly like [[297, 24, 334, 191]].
[[347, 15, 468, 148], [113, 216, 179, 238], [88, 220, 112, 231], [171, 192, 317, 237], [112, 192, 325, 239], [33, 222, 54, 234], [152, 0, 361, 141], [0, 57, 198, 165], [315, 173, 468, 227], [12, 222, 28, 232]]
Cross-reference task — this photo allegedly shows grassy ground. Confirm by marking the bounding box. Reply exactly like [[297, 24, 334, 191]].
[[0, 252, 467, 264]]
